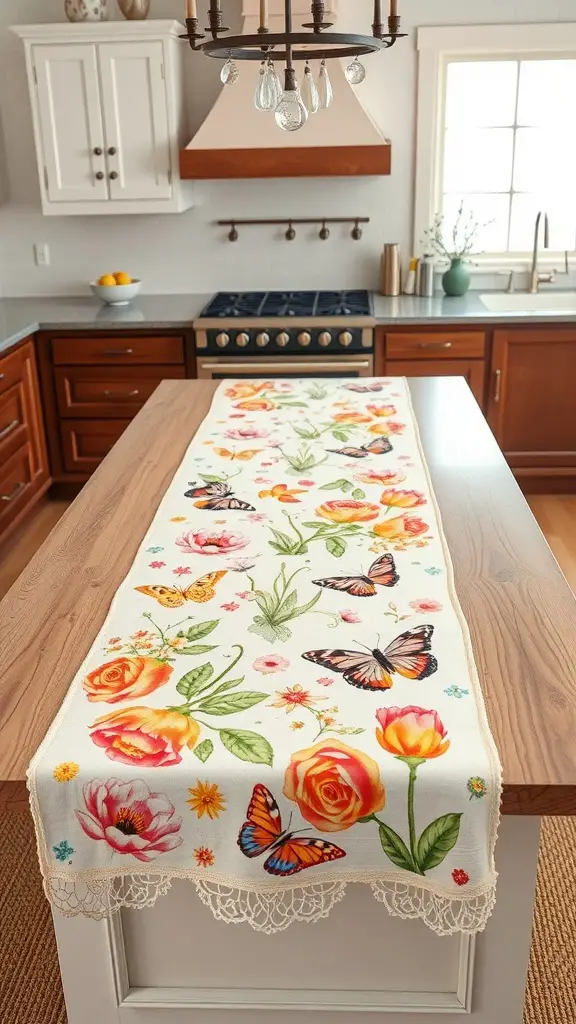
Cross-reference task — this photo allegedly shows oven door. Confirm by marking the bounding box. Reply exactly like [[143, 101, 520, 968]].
[[196, 356, 374, 380]]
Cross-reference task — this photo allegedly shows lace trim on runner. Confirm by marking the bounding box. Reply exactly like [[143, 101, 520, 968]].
[[46, 875, 496, 936]]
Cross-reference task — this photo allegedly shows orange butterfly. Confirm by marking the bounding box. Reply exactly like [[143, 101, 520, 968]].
[[135, 571, 227, 608], [213, 448, 262, 461]]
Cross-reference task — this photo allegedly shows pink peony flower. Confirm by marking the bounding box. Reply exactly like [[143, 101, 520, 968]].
[[76, 778, 182, 862], [409, 599, 443, 614], [224, 427, 270, 441], [221, 602, 240, 612], [176, 530, 250, 556], [253, 654, 290, 675], [340, 610, 361, 624], [237, 591, 258, 601]]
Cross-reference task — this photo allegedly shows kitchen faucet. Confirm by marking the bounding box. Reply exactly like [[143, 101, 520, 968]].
[[530, 211, 556, 293]]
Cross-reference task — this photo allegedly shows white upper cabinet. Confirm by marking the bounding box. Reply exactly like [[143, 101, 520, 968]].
[[13, 22, 193, 216]]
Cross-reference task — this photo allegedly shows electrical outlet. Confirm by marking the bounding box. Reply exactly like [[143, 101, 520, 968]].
[[34, 243, 50, 267]]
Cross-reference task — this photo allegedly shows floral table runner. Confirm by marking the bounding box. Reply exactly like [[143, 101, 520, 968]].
[[29, 377, 501, 935]]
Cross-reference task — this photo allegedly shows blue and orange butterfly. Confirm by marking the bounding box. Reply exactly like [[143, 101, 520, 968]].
[[237, 784, 346, 877]]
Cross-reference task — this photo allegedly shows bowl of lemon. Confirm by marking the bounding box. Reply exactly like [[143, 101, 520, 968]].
[[91, 272, 142, 306]]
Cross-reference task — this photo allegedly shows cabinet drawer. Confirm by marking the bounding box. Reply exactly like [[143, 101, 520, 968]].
[[61, 419, 131, 473], [55, 365, 185, 418], [386, 332, 486, 360], [52, 336, 185, 366], [0, 385, 29, 462], [0, 342, 34, 397], [0, 444, 35, 533], [0, 342, 49, 483]]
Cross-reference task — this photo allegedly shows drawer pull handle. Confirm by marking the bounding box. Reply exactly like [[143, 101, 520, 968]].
[[0, 374, 4, 381], [417, 342, 453, 349], [493, 369, 502, 403], [103, 389, 140, 398], [102, 349, 134, 356], [1, 480, 26, 503], [0, 419, 19, 441]]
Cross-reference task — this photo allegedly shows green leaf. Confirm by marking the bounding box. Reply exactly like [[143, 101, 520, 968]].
[[180, 644, 217, 655], [193, 739, 214, 763], [219, 728, 273, 766], [379, 823, 415, 872], [276, 589, 298, 619], [416, 813, 462, 872], [320, 479, 349, 491], [200, 474, 225, 484], [269, 528, 295, 550], [340, 480, 353, 493], [292, 590, 322, 619], [248, 617, 291, 644], [176, 663, 214, 698], [209, 675, 245, 697], [326, 536, 346, 557], [195, 691, 268, 716], [279, 401, 307, 408], [352, 488, 366, 500], [292, 424, 317, 439], [332, 429, 350, 442], [186, 620, 219, 642]]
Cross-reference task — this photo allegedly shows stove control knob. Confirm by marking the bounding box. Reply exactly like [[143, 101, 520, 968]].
[[236, 333, 250, 348], [216, 332, 230, 348], [339, 331, 354, 348], [298, 332, 312, 347], [318, 331, 332, 348], [276, 332, 290, 348], [256, 332, 270, 348]]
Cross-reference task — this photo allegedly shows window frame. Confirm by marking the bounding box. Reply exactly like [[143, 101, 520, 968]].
[[415, 23, 576, 270]]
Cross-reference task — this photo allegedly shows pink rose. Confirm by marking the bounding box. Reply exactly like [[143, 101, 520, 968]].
[[76, 778, 183, 862], [409, 599, 443, 614], [253, 654, 290, 674], [225, 427, 269, 441], [176, 530, 249, 556], [340, 610, 361, 624]]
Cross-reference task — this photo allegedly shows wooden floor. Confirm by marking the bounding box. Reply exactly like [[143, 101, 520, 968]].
[[0, 495, 575, 603]]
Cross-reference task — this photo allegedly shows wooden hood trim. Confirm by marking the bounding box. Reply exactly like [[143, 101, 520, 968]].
[[179, 144, 391, 179]]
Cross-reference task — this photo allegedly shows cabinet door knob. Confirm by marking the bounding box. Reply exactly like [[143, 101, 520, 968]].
[[94, 147, 103, 156], [109, 171, 118, 180], [95, 171, 105, 180], [108, 147, 117, 156]]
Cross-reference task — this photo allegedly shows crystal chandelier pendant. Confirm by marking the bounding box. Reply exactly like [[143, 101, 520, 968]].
[[345, 58, 366, 85], [301, 62, 319, 114], [221, 57, 239, 86], [254, 61, 271, 110], [275, 68, 308, 132], [268, 61, 283, 107], [317, 61, 334, 109]]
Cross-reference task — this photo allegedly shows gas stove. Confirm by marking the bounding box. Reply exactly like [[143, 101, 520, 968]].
[[193, 290, 376, 380]]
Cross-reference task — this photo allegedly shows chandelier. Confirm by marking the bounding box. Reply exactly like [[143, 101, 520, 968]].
[[182, 1, 405, 131]]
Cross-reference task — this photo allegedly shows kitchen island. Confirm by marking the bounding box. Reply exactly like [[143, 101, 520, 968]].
[[1, 378, 575, 1024]]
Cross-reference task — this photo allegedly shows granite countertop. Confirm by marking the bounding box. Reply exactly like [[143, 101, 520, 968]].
[[2, 291, 576, 357]]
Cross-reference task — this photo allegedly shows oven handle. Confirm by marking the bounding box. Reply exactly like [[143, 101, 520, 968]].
[[198, 360, 373, 372]]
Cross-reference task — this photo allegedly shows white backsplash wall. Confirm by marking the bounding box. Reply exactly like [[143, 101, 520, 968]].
[[0, 0, 575, 297]]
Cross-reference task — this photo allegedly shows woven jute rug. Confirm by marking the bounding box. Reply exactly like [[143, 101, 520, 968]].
[[0, 809, 573, 1023]]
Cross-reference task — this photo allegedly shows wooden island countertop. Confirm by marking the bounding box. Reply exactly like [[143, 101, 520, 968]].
[[1, 377, 576, 816]]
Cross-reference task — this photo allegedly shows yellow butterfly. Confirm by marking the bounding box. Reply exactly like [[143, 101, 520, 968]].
[[135, 572, 227, 608], [213, 448, 262, 461]]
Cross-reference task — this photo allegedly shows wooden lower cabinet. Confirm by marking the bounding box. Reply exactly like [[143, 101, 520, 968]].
[[0, 340, 50, 545], [61, 420, 131, 473], [386, 358, 485, 405], [487, 327, 576, 489]]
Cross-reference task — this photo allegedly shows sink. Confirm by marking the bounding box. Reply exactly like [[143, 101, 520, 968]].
[[480, 292, 576, 313]]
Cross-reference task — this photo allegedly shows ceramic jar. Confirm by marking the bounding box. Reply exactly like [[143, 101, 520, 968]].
[[442, 257, 471, 297], [65, 0, 109, 21], [117, 0, 151, 18]]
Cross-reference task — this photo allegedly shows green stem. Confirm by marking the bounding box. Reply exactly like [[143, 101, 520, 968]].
[[182, 645, 245, 707], [285, 514, 306, 551], [407, 764, 424, 875], [143, 612, 168, 646]]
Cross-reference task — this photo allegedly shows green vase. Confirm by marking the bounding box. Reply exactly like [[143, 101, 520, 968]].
[[442, 258, 470, 297]]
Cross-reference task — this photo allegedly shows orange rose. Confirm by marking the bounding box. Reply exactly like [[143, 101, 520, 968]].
[[373, 514, 429, 540], [225, 381, 269, 400], [90, 707, 200, 767], [236, 399, 275, 411], [283, 739, 385, 833], [316, 499, 380, 523], [367, 404, 397, 417], [332, 412, 372, 424], [376, 706, 450, 760], [380, 488, 426, 510], [83, 657, 172, 704]]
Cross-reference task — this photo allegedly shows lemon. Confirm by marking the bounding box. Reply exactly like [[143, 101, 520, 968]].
[[113, 272, 132, 285], [98, 274, 117, 287]]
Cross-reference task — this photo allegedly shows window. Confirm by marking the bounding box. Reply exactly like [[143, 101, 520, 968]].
[[415, 25, 576, 265]]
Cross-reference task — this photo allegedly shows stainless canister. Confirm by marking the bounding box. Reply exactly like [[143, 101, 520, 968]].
[[418, 256, 435, 297], [380, 243, 401, 297]]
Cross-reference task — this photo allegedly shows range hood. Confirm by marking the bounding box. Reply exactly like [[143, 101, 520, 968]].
[[179, 0, 391, 180]]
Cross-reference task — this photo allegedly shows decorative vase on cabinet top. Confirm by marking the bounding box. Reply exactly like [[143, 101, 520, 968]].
[[442, 257, 471, 297], [117, 0, 150, 18], [65, 0, 109, 20]]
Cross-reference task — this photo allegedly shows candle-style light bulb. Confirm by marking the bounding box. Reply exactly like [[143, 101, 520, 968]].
[[275, 67, 308, 132], [186, 0, 197, 18]]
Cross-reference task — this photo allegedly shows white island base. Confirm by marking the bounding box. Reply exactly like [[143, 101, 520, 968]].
[[51, 817, 539, 1024]]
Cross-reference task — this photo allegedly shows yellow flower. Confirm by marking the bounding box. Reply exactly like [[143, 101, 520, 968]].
[[187, 780, 226, 819], [316, 500, 380, 524], [270, 684, 325, 713], [171, 516, 188, 523], [53, 762, 80, 782]]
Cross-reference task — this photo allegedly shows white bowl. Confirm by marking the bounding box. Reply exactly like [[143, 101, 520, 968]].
[[91, 279, 142, 306]]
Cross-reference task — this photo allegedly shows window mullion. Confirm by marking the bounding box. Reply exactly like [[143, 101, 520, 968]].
[[507, 61, 522, 251]]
